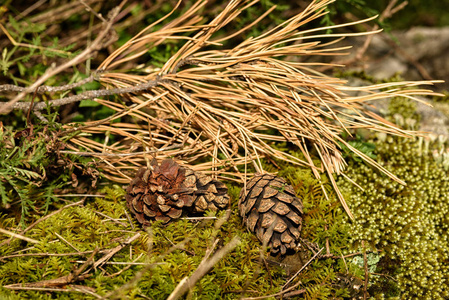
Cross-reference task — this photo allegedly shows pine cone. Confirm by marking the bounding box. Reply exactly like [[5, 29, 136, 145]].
[[126, 159, 229, 225], [239, 174, 303, 255]]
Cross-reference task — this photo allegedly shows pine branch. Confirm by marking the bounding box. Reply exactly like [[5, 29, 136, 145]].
[[0, 77, 167, 112], [0, 2, 124, 114]]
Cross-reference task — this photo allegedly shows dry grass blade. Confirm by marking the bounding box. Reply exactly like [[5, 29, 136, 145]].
[[65, 0, 443, 219]]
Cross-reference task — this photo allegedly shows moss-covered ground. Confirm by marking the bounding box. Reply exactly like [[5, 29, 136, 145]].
[[1, 1, 449, 299], [2, 103, 449, 298]]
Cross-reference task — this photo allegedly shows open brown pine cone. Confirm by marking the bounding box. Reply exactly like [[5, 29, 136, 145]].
[[126, 159, 229, 225], [239, 174, 303, 255]]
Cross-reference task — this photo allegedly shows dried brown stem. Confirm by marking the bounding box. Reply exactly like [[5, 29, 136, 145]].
[[3, 248, 99, 289], [282, 247, 324, 290], [0, 74, 96, 93], [0, 250, 108, 262], [241, 247, 323, 300], [0, 228, 40, 244], [1, 78, 165, 112], [362, 240, 369, 300], [106, 236, 191, 299], [87, 232, 141, 271], [22, 199, 85, 235], [167, 236, 241, 300], [0, 2, 123, 114]]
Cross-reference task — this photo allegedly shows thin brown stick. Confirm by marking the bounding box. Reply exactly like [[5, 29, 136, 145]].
[[59, 144, 182, 157], [3, 285, 103, 299], [0, 250, 108, 261], [22, 199, 85, 234], [54, 232, 81, 253], [167, 236, 241, 300], [105, 237, 191, 299], [362, 240, 369, 300], [0, 228, 40, 244], [3, 248, 99, 289], [324, 224, 330, 256], [88, 233, 141, 271], [1, 78, 165, 112], [93, 210, 128, 227], [104, 253, 145, 278], [282, 247, 324, 290], [0, 2, 123, 114], [0, 74, 96, 94], [241, 248, 324, 300]]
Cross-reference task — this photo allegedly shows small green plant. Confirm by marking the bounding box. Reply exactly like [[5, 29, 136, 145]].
[[0, 117, 99, 225]]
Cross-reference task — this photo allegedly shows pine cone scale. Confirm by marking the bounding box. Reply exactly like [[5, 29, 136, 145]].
[[143, 205, 156, 217], [261, 212, 275, 228], [287, 211, 302, 225], [258, 198, 276, 213], [132, 196, 143, 212], [263, 187, 279, 198], [247, 212, 259, 232], [273, 218, 288, 233], [246, 175, 263, 190], [272, 202, 289, 215]]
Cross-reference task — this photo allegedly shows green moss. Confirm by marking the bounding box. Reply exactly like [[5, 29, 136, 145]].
[[0, 185, 287, 299], [0, 160, 366, 299], [339, 137, 449, 299], [387, 97, 421, 127]]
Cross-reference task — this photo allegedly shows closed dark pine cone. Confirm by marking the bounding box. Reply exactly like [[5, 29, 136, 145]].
[[239, 174, 303, 255]]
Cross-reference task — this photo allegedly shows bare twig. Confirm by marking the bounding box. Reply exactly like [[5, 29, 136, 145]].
[[167, 236, 241, 300], [0, 23, 73, 56], [381, 36, 433, 80], [79, 0, 107, 22], [0, 74, 96, 93], [3, 285, 103, 299], [240, 248, 323, 300], [87, 232, 141, 271], [105, 236, 192, 300], [22, 199, 85, 234], [3, 248, 99, 289], [325, 224, 330, 256], [0, 2, 123, 114], [362, 240, 369, 300], [282, 247, 324, 290], [124, 208, 135, 230], [104, 253, 144, 278], [0, 199, 85, 249], [54, 232, 81, 253], [0, 250, 108, 261], [0, 228, 40, 244], [93, 210, 128, 227], [1, 78, 165, 112], [328, 0, 409, 69], [59, 144, 182, 157]]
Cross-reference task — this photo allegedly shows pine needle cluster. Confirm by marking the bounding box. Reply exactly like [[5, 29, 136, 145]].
[[63, 0, 441, 219]]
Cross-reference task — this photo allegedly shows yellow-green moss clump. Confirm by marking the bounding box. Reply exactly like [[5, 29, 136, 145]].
[[0, 185, 287, 299], [1, 163, 365, 299], [339, 137, 449, 299]]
